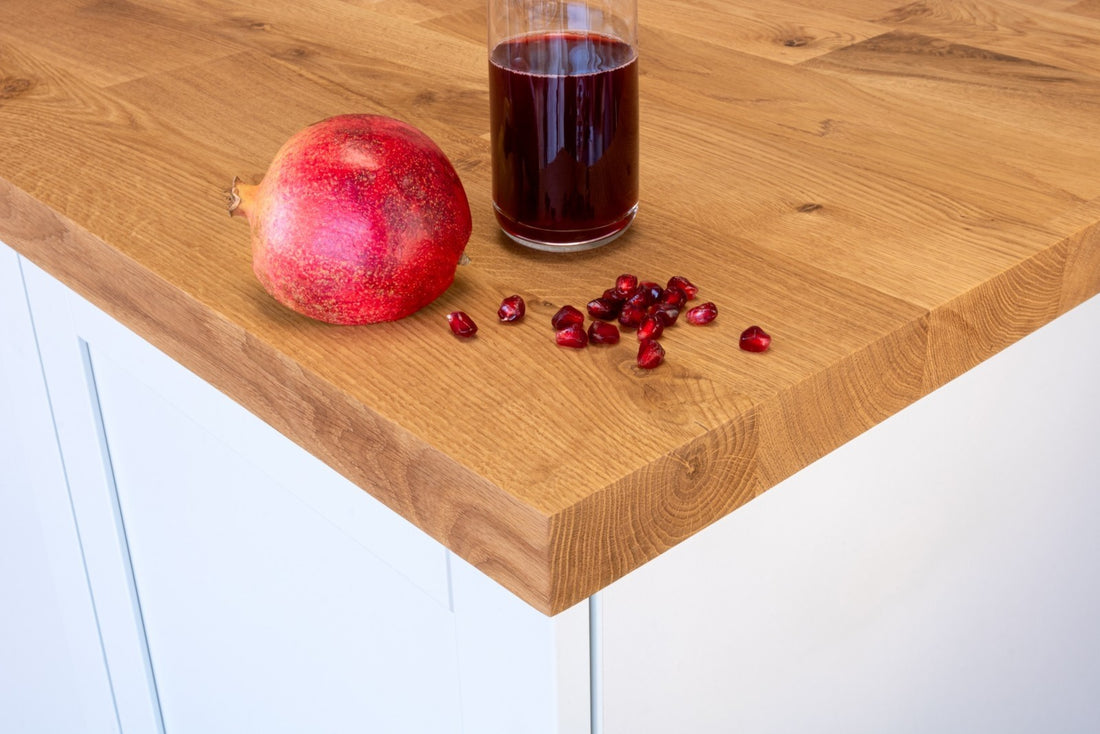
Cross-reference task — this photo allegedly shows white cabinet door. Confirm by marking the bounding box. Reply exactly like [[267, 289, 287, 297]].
[[0, 243, 118, 734], [595, 295, 1100, 734], [87, 347, 464, 733], [20, 261, 463, 733], [18, 254, 592, 734]]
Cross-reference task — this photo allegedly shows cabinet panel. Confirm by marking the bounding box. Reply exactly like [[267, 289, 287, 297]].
[[0, 244, 118, 734], [19, 254, 594, 734], [451, 557, 592, 734], [87, 345, 463, 733], [598, 295, 1100, 734]]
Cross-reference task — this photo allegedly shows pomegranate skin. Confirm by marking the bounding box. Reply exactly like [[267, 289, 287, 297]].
[[231, 114, 472, 325]]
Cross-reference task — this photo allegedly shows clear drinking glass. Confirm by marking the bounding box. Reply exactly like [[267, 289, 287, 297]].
[[488, 0, 639, 252]]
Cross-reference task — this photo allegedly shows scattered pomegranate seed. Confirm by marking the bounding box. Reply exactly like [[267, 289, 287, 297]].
[[659, 287, 687, 309], [625, 289, 652, 309], [637, 314, 664, 341], [638, 282, 662, 303], [619, 303, 646, 328], [650, 303, 680, 326], [555, 322, 589, 348], [498, 294, 526, 323], [588, 321, 621, 345], [685, 302, 718, 325], [667, 276, 698, 300], [739, 325, 772, 352], [451, 274, 716, 369], [637, 339, 665, 369], [551, 305, 585, 330], [587, 297, 623, 320], [446, 311, 478, 338], [615, 273, 638, 296]]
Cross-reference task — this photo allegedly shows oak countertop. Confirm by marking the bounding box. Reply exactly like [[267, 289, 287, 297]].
[[2, 0, 1098, 615]]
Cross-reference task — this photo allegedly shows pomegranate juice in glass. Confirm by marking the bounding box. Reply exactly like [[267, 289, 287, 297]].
[[489, 1, 639, 251]]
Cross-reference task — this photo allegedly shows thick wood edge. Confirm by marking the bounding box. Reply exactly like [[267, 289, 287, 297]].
[[5, 174, 1098, 617], [544, 323, 930, 614], [546, 409, 760, 614], [545, 221, 1100, 615], [0, 177, 559, 614]]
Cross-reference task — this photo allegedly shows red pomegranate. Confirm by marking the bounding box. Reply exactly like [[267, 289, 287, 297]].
[[230, 114, 472, 325]]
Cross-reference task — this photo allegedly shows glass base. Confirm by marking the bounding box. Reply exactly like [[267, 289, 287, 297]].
[[494, 205, 637, 253]]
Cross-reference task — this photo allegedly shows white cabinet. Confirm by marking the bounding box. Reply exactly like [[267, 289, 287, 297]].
[[3, 243, 590, 734], [84, 350, 465, 733], [0, 246, 119, 734], [596, 293, 1100, 733]]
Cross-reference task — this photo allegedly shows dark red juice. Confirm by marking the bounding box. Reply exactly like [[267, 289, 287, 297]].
[[490, 32, 639, 248]]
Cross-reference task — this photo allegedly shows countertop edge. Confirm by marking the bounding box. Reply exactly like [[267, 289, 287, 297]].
[[5, 173, 1099, 616], [0, 176, 562, 614]]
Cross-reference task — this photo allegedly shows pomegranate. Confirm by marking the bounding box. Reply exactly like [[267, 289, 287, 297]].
[[229, 114, 472, 325]]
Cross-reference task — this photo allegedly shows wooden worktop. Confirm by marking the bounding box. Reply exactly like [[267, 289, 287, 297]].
[[2, 0, 1098, 615]]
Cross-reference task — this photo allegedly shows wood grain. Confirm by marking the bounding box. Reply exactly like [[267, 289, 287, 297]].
[[2, 0, 1098, 614]]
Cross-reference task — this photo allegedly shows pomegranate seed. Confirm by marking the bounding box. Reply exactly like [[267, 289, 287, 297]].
[[446, 311, 478, 337], [626, 289, 653, 309], [650, 304, 680, 326], [498, 294, 526, 323], [637, 339, 665, 369], [603, 287, 628, 302], [659, 287, 687, 309], [667, 276, 698, 300], [555, 322, 589, 348], [739, 325, 772, 352], [614, 273, 638, 296], [551, 305, 585, 330], [587, 321, 621, 345], [637, 314, 664, 341], [619, 303, 646, 328], [587, 297, 622, 320], [638, 282, 662, 303], [686, 302, 718, 325]]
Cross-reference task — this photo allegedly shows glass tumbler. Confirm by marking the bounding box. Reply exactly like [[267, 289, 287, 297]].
[[488, 0, 639, 252]]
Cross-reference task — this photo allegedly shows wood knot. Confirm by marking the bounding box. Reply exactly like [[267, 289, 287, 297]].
[[876, 0, 933, 23], [277, 47, 311, 61], [783, 37, 809, 47], [797, 202, 823, 213], [0, 77, 33, 100]]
